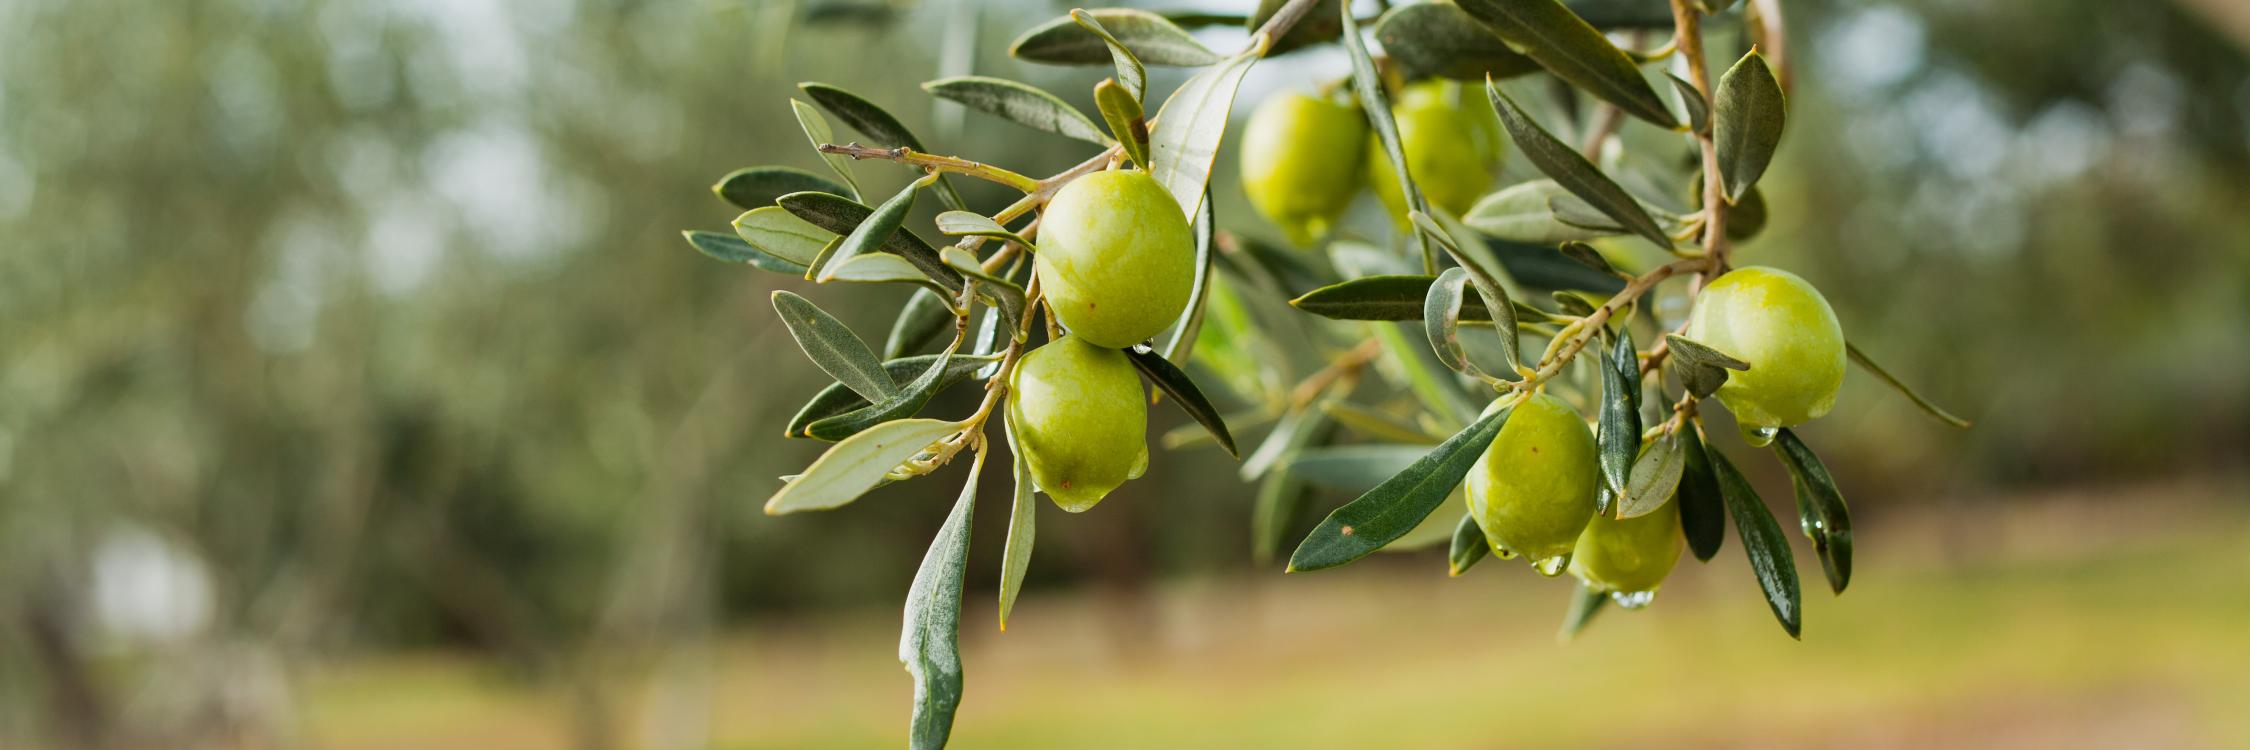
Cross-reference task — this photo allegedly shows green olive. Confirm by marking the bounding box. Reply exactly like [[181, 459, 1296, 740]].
[[1036, 169, 1196, 348], [1569, 500, 1684, 596], [1240, 90, 1367, 247], [1464, 393, 1598, 562], [1684, 266, 1846, 433], [1006, 334, 1149, 512], [1367, 81, 1506, 228]]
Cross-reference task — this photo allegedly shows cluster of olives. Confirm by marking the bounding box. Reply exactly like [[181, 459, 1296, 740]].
[[1240, 81, 1506, 246], [1006, 169, 1195, 512], [1460, 266, 1844, 601]]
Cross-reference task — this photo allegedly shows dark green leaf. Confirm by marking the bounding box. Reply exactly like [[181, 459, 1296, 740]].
[[1486, 83, 1673, 250], [1284, 444, 1432, 492], [1448, 512, 1490, 575], [1713, 50, 1785, 202], [1008, 8, 1222, 66], [901, 450, 979, 749], [772, 291, 898, 403], [1345, 6, 1434, 271], [765, 418, 960, 514], [1666, 333, 1751, 370], [921, 76, 1112, 145], [798, 82, 966, 211], [1287, 405, 1511, 572], [1253, 0, 1345, 55], [1567, 0, 1677, 29], [1487, 237, 1627, 293], [777, 191, 964, 293], [1291, 274, 1549, 323], [1772, 428, 1852, 594], [1598, 329, 1642, 494], [999, 416, 1037, 630], [1414, 212, 1521, 370], [1557, 582, 1608, 640], [805, 350, 956, 441], [1552, 290, 1599, 318], [789, 99, 863, 201], [1456, 0, 1677, 127], [1073, 10, 1148, 102], [1677, 422, 1725, 561], [1710, 447, 1802, 638], [786, 354, 996, 439], [1125, 346, 1238, 458], [682, 230, 806, 274], [1727, 184, 1768, 240], [1147, 36, 1269, 220], [1093, 78, 1150, 168], [886, 289, 957, 359], [1556, 241, 1618, 277], [1666, 73, 1709, 135], [714, 166, 848, 211], [733, 205, 836, 267], [1848, 341, 1973, 428], [1619, 431, 1685, 518], [1373, 1, 1541, 81], [1666, 333, 1747, 400], [818, 177, 925, 281]]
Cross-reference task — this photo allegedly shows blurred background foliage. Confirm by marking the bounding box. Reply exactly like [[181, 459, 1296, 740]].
[[0, 0, 2243, 747]]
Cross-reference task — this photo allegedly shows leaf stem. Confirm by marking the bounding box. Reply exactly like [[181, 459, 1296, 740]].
[[820, 142, 1043, 193]]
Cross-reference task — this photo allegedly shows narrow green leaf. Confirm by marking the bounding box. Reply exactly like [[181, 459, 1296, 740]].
[[1847, 341, 1973, 428], [789, 99, 863, 201], [1147, 34, 1270, 220], [733, 205, 836, 267], [1666, 72, 1710, 135], [1287, 405, 1511, 572], [1676, 422, 1726, 561], [773, 291, 898, 403], [1161, 190, 1216, 363], [1373, 1, 1542, 81], [799, 82, 965, 211], [999, 416, 1037, 630], [1618, 431, 1685, 518], [805, 350, 957, 441], [1556, 241, 1620, 277], [1126, 346, 1238, 458], [1709, 447, 1802, 638], [1772, 428, 1852, 594], [1093, 79, 1151, 168], [1414, 212, 1521, 370], [777, 191, 965, 293], [714, 165, 847, 211], [1666, 333, 1750, 399], [1597, 328, 1642, 495], [1008, 8, 1221, 66], [933, 210, 1033, 248], [1448, 512, 1491, 575], [1285, 444, 1432, 492], [1486, 83, 1673, 250], [1456, 0, 1677, 127], [922, 76, 1111, 145], [886, 289, 957, 359], [682, 230, 806, 274], [786, 354, 996, 439], [901, 449, 979, 749], [824, 253, 940, 289], [1464, 180, 1617, 244], [1343, 5, 1433, 270], [820, 177, 926, 281], [765, 418, 961, 514], [1713, 50, 1785, 202], [1667, 333, 1752, 370], [1073, 10, 1147, 102], [1424, 267, 1483, 378], [1486, 237, 1628, 293], [1290, 275, 1549, 323], [1557, 581, 1609, 641]]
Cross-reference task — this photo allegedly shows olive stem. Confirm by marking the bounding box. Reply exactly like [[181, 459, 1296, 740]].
[[1667, 0, 1732, 281], [1512, 256, 1712, 392], [818, 142, 1043, 193]]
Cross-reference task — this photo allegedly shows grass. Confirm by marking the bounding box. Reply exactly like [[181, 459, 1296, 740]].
[[303, 483, 2250, 749]]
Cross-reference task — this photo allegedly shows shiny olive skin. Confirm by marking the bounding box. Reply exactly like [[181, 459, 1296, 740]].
[[1240, 91, 1367, 247], [1465, 393, 1599, 562], [1006, 335, 1149, 512], [1367, 81, 1506, 228], [1036, 170, 1196, 349], [1684, 266, 1847, 431], [1569, 500, 1685, 595]]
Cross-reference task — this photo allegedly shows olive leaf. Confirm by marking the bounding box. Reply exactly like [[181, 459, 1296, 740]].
[[1287, 404, 1511, 572], [1487, 83, 1673, 251], [1093, 78, 1151, 168], [764, 418, 962, 514], [777, 191, 965, 293], [1713, 50, 1785, 202], [1618, 431, 1686, 518], [1072, 10, 1148, 102], [804, 349, 957, 442], [922, 76, 1112, 146], [1147, 32, 1270, 221], [1455, 0, 1677, 127], [1448, 513, 1490, 576], [1465, 180, 1616, 244], [1125, 346, 1239, 458], [1008, 8, 1221, 66], [1291, 274, 1547, 323], [798, 82, 966, 211], [1772, 428, 1852, 594], [1162, 190, 1217, 363], [1556, 241, 1620, 277], [1847, 341, 1973, 428], [998, 415, 1037, 631], [789, 99, 863, 201], [1666, 333, 1749, 399], [786, 354, 996, 439], [886, 290, 956, 360], [772, 291, 898, 403], [733, 205, 836, 268], [1413, 211, 1521, 371], [901, 449, 978, 749], [682, 230, 806, 274], [1709, 447, 1803, 638], [1372, 1, 1541, 81], [1597, 328, 1642, 495], [1666, 72, 1710, 135], [713, 165, 848, 211], [1343, 5, 1434, 271], [1486, 237, 1627, 293], [933, 210, 1033, 248], [823, 252, 943, 290], [819, 176, 928, 282], [1557, 581, 1609, 641], [1676, 422, 1726, 561], [1284, 444, 1433, 492], [1424, 267, 1488, 379]]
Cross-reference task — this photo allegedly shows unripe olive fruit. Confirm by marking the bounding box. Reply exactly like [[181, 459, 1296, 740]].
[[1367, 81, 1506, 228], [1464, 393, 1599, 563], [1036, 170, 1196, 349], [1684, 266, 1846, 436], [1569, 500, 1685, 598], [1006, 334, 1149, 512], [1240, 91, 1367, 247]]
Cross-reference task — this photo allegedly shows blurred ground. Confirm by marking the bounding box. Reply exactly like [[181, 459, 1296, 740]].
[[301, 476, 2250, 750]]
